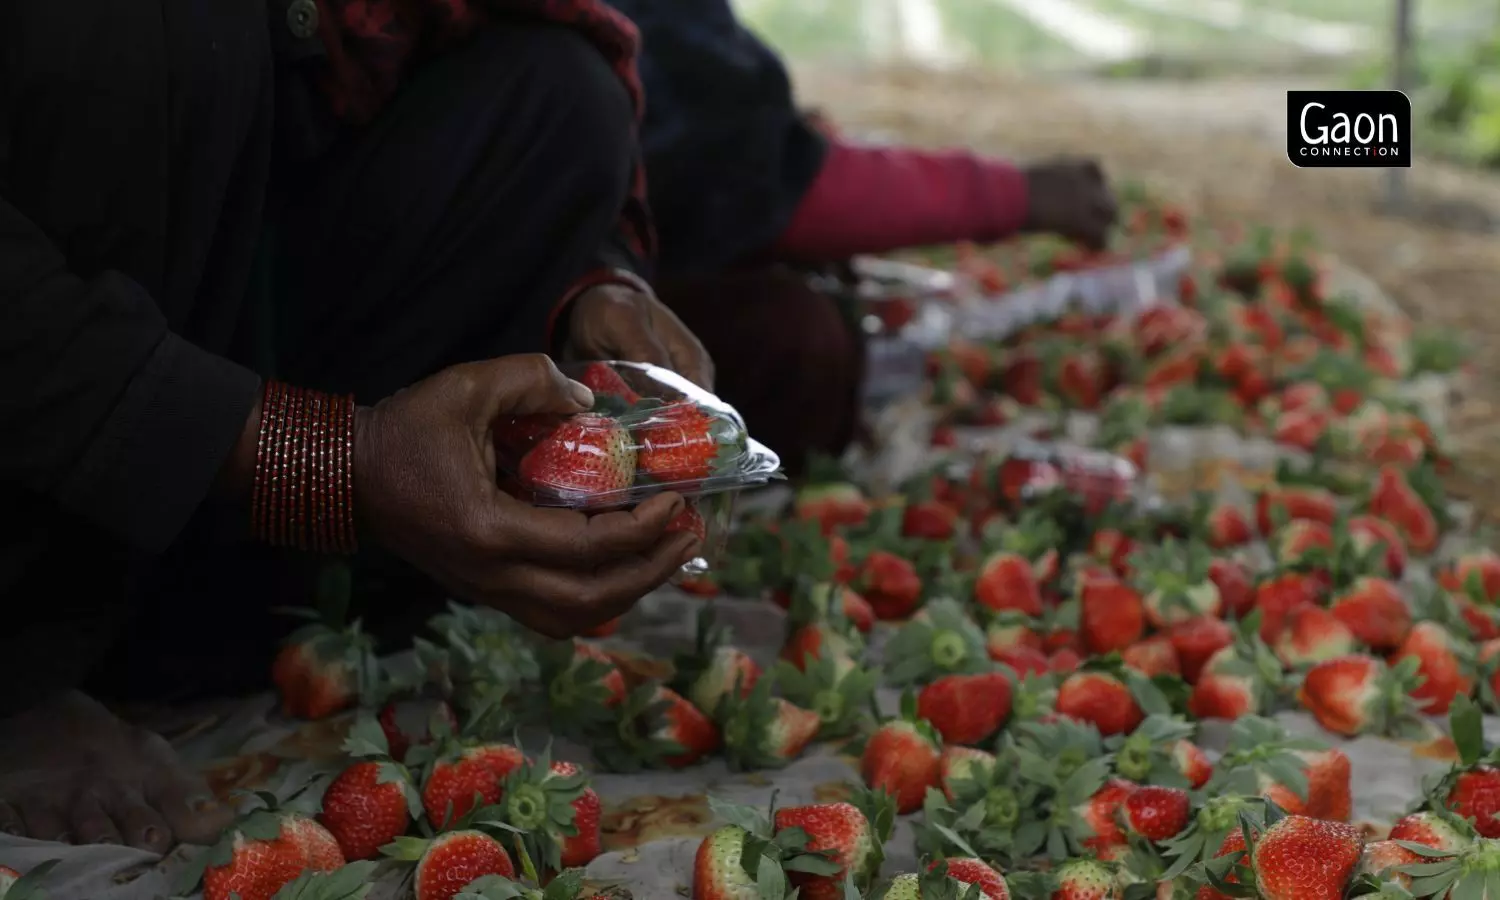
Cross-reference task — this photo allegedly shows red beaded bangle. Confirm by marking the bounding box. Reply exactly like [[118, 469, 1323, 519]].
[[250, 380, 357, 554]]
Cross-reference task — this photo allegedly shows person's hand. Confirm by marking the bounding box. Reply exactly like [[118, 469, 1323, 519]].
[[353, 354, 701, 638], [1021, 158, 1119, 250], [564, 283, 715, 390]]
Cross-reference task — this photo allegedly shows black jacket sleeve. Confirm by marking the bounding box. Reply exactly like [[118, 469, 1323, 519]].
[[0, 194, 262, 554]]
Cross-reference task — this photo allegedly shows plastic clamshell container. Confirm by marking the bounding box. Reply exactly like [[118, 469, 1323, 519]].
[[494, 360, 782, 512], [998, 439, 1139, 514]]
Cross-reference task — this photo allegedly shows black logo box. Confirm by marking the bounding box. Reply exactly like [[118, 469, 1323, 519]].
[[1287, 90, 1412, 169]]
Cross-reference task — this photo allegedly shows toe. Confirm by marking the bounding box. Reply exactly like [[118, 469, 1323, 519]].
[[147, 776, 233, 846], [108, 789, 172, 854], [17, 798, 69, 843], [69, 791, 123, 846], [0, 801, 23, 836]]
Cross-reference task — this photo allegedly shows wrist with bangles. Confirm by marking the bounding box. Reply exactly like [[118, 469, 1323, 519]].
[[249, 379, 358, 554]]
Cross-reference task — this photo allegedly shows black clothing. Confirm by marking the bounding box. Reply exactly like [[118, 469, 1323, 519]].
[[1, 0, 637, 711]]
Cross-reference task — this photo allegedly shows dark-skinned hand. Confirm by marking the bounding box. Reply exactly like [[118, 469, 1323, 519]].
[[1021, 157, 1119, 251], [353, 354, 700, 638], [563, 283, 715, 390]]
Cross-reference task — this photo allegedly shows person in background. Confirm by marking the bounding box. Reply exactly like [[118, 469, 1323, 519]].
[[609, 0, 1118, 473], [0, 0, 710, 852]]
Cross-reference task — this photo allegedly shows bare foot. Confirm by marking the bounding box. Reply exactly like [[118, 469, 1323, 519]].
[[0, 691, 235, 852]]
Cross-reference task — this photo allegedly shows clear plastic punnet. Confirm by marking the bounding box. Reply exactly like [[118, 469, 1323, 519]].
[[493, 360, 782, 511]]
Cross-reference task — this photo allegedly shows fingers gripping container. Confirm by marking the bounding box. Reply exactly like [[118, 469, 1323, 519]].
[[493, 361, 782, 575]]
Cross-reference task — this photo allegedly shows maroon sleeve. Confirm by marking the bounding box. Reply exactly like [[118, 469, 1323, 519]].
[[770, 139, 1031, 262]]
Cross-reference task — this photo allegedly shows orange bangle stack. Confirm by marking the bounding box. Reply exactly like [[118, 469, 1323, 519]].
[[250, 380, 358, 554]]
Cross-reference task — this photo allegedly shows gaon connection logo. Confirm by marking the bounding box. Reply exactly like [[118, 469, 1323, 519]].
[[1287, 90, 1412, 169]]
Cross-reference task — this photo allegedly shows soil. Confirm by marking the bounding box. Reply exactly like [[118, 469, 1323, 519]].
[[795, 63, 1500, 517]]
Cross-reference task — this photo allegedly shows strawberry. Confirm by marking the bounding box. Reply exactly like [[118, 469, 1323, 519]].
[[1209, 557, 1254, 620], [418, 742, 524, 828], [773, 651, 879, 739], [492, 414, 561, 460], [581, 616, 622, 638], [553, 761, 603, 869], [1187, 669, 1258, 721], [490, 750, 592, 872], [795, 482, 872, 534], [1366, 464, 1441, 555], [1206, 504, 1254, 549], [1298, 747, 1353, 822], [690, 825, 760, 900], [1173, 740, 1213, 789], [1439, 549, 1500, 603], [928, 858, 1011, 899], [780, 622, 860, 672], [717, 678, 821, 770], [271, 602, 376, 721], [1088, 527, 1137, 577], [696, 800, 843, 900], [861, 698, 943, 814], [1049, 857, 1120, 900], [539, 640, 627, 732], [1169, 616, 1234, 685], [1122, 636, 1182, 678], [974, 551, 1044, 616], [1329, 577, 1412, 651], [1274, 604, 1356, 668], [1296, 654, 1426, 737], [1123, 786, 1191, 842], [666, 502, 708, 541], [994, 643, 1051, 679], [517, 414, 636, 497], [1079, 777, 1138, 854], [883, 599, 989, 686], [1391, 619, 1473, 715], [634, 402, 742, 483], [1056, 670, 1145, 737], [858, 550, 925, 621], [1355, 840, 1423, 886], [185, 807, 346, 900], [1446, 767, 1500, 839], [577, 361, 640, 404], [1078, 573, 1146, 655], [1131, 541, 1221, 629], [984, 613, 1044, 654], [1252, 572, 1321, 644], [1255, 485, 1338, 537], [385, 830, 514, 900], [1270, 405, 1330, 452], [593, 684, 720, 771], [775, 797, 894, 899], [917, 671, 1013, 746], [1346, 514, 1408, 578], [1272, 519, 1334, 569], [904, 500, 961, 540], [938, 745, 997, 801], [786, 582, 874, 634], [318, 718, 420, 861], [1387, 810, 1473, 852], [378, 698, 459, 764], [673, 608, 761, 717], [1249, 813, 1363, 900]]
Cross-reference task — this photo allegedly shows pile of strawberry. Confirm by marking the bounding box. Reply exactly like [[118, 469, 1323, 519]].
[[913, 207, 1466, 471]]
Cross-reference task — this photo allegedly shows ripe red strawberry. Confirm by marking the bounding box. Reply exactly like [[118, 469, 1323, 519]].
[[780, 622, 858, 672], [419, 742, 524, 828], [194, 812, 345, 900], [795, 482, 872, 534], [1446, 767, 1500, 839], [1439, 550, 1500, 603], [1078, 574, 1145, 655], [917, 671, 1014, 746], [1270, 405, 1331, 452], [1089, 527, 1137, 577], [1188, 669, 1258, 721], [603, 685, 721, 770], [666, 502, 708, 541], [1055, 671, 1144, 736], [1250, 814, 1363, 900], [1273, 519, 1334, 569], [1207, 504, 1254, 548], [861, 709, 943, 814], [270, 616, 375, 721], [858, 550, 925, 621], [378, 698, 459, 764], [1329, 577, 1412, 651], [1122, 635, 1182, 678], [1173, 740, 1212, 788], [974, 551, 1044, 616], [785, 582, 874, 634], [929, 858, 1011, 899], [1132, 541, 1222, 629], [577, 361, 641, 403], [552, 761, 603, 869], [518, 414, 636, 497], [1391, 621, 1473, 715], [318, 760, 417, 861], [1123, 785, 1191, 842], [1255, 485, 1338, 536], [1296, 654, 1425, 737], [903, 500, 960, 540], [718, 680, 822, 770], [1346, 515, 1408, 578], [635, 402, 739, 483], [401, 830, 515, 900], [1274, 604, 1356, 668], [1253, 572, 1321, 643], [1387, 810, 1472, 852], [1169, 616, 1234, 685], [993, 643, 1050, 678], [541, 640, 628, 731], [775, 800, 891, 899], [1210, 557, 1255, 619], [1355, 839, 1422, 886], [1079, 777, 1137, 853], [1367, 464, 1440, 555]]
